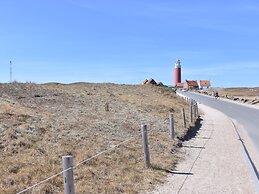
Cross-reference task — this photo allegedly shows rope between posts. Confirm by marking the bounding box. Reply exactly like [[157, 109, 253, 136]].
[[17, 135, 137, 194], [75, 136, 135, 168], [17, 171, 64, 194]]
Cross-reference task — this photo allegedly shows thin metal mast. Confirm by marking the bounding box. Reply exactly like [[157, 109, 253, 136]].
[[10, 60, 12, 83]]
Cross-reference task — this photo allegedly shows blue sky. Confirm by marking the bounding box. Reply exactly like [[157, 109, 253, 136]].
[[1, 0, 259, 87]]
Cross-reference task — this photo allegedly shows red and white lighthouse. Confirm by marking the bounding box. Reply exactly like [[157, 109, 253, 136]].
[[174, 59, 181, 86]]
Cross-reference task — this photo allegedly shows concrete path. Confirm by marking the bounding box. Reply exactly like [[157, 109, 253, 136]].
[[179, 91, 259, 153], [147, 104, 259, 194]]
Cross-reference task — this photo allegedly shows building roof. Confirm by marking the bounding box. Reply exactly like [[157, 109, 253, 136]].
[[142, 79, 148, 84], [186, 80, 199, 87], [147, 78, 157, 85], [143, 78, 158, 85], [199, 80, 211, 86], [176, 82, 185, 87]]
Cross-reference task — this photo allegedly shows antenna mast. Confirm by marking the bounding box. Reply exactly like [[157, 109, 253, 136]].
[[10, 60, 12, 83]]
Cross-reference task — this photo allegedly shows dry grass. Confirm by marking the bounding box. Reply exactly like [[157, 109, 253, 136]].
[[203, 87, 259, 98], [0, 82, 192, 193], [201, 87, 259, 106]]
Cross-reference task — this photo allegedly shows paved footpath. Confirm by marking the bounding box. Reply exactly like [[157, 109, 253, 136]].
[[147, 104, 259, 194]]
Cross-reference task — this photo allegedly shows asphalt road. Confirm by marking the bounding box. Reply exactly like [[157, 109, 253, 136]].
[[178, 91, 259, 153]]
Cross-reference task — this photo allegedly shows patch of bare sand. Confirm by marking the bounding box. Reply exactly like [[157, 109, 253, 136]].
[[145, 104, 259, 194]]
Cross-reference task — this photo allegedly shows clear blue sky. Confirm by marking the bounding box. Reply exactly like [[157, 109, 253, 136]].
[[1, 0, 259, 87]]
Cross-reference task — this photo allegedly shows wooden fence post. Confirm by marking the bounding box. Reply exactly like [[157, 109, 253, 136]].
[[169, 112, 175, 139], [189, 102, 193, 124], [193, 103, 197, 118], [141, 125, 151, 168], [181, 108, 186, 128], [105, 102, 109, 111], [62, 156, 75, 194]]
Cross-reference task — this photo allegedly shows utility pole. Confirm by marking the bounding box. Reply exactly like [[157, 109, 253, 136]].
[[10, 60, 12, 83]]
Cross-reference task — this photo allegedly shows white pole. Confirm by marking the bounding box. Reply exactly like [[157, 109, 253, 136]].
[[194, 103, 197, 118], [196, 102, 199, 116]]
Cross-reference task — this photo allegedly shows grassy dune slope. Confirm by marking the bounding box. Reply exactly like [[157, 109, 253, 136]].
[[0, 83, 191, 193]]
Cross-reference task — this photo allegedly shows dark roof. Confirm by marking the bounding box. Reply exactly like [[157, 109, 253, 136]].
[[147, 78, 157, 85]]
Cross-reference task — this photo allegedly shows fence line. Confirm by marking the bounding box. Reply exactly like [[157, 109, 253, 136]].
[[17, 171, 64, 194], [17, 135, 137, 194], [17, 92, 198, 193]]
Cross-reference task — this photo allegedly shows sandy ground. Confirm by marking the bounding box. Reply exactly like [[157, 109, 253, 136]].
[[146, 104, 259, 194]]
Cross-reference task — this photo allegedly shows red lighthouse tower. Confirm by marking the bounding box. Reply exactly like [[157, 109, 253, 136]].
[[174, 59, 181, 86]]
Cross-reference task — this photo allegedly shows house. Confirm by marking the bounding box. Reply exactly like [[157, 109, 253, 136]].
[[142, 78, 163, 86], [198, 80, 211, 89], [147, 78, 157, 85], [156, 82, 164, 86], [184, 80, 199, 90], [142, 79, 148, 85], [175, 82, 185, 88]]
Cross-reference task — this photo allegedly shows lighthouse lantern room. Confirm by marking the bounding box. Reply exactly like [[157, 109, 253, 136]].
[[174, 59, 181, 86]]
